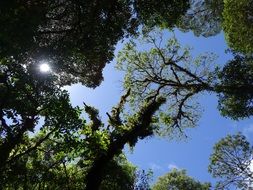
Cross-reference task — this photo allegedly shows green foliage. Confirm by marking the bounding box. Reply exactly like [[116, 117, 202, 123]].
[[0, 0, 136, 87], [0, 55, 88, 189], [2, 1, 253, 189], [0, 0, 47, 56], [0, 56, 83, 169], [0, 0, 191, 87], [100, 155, 137, 190], [152, 169, 211, 190], [2, 133, 138, 190], [117, 30, 217, 138], [217, 54, 253, 119], [134, 0, 190, 28], [2, 133, 85, 189], [0, 53, 166, 189], [223, 0, 253, 53], [209, 133, 253, 189]]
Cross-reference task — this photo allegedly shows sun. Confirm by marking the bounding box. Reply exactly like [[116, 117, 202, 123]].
[[39, 62, 51, 73]]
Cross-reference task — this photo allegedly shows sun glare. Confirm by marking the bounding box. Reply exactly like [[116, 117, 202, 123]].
[[39, 62, 51, 73]]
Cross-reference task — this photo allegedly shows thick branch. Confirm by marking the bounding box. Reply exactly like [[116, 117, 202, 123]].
[[85, 97, 166, 190]]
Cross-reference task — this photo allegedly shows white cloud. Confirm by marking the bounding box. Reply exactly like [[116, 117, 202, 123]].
[[149, 163, 162, 171], [168, 163, 179, 170], [148, 162, 180, 171]]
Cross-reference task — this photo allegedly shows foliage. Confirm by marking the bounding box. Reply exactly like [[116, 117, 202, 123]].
[[0, 0, 191, 87], [217, 54, 253, 119], [0, 4, 192, 187], [152, 169, 211, 190], [177, 0, 253, 53], [0, 0, 140, 87], [117, 30, 218, 137], [0, 59, 166, 189], [177, 0, 224, 37], [1, 1, 253, 189], [2, 133, 138, 190], [117, 29, 253, 132], [2, 138, 85, 189], [208, 133, 253, 189], [84, 94, 166, 190], [134, 0, 190, 28], [223, 0, 253, 53], [100, 155, 137, 190], [0, 90, 145, 190], [0, 57, 84, 174], [0, 56, 87, 189]]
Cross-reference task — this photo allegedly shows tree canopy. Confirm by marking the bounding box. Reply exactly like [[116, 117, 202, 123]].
[[0, 2, 191, 188], [177, 0, 224, 37], [116, 31, 253, 136], [1, 0, 253, 189], [0, 0, 190, 88], [209, 133, 253, 189], [152, 169, 211, 190], [217, 53, 253, 119], [223, 0, 253, 53], [176, 0, 253, 54], [0, 0, 137, 87], [134, 0, 190, 28]]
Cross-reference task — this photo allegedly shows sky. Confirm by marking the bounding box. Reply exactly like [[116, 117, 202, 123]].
[[64, 29, 253, 187]]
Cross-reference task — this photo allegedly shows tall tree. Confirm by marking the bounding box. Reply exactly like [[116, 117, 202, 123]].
[[0, 63, 165, 189], [84, 92, 166, 189], [116, 30, 253, 134], [209, 133, 253, 189], [0, 2, 191, 188]]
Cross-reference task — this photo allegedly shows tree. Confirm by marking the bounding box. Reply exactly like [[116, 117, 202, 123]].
[[217, 54, 253, 119], [152, 169, 211, 190], [208, 133, 253, 189], [2, 139, 138, 190], [176, 0, 253, 53], [133, 0, 190, 28], [1, 93, 145, 190], [117, 31, 216, 137], [1, 93, 165, 190], [0, 0, 191, 87], [0, 58, 166, 189], [116, 30, 253, 135], [1, 133, 85, 189], [0, 6, 193, 180], [84, 92, 166, 190], [2, 2, 253, 189], [0, 57, 84, 176], [99, 155, 137, 190], [223, 0, 253, 53], [0, 2, 192, 188], [0, 0, 137, 87]]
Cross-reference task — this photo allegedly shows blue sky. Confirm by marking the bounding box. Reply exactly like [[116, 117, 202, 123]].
[[64, 29, 253, 187]]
